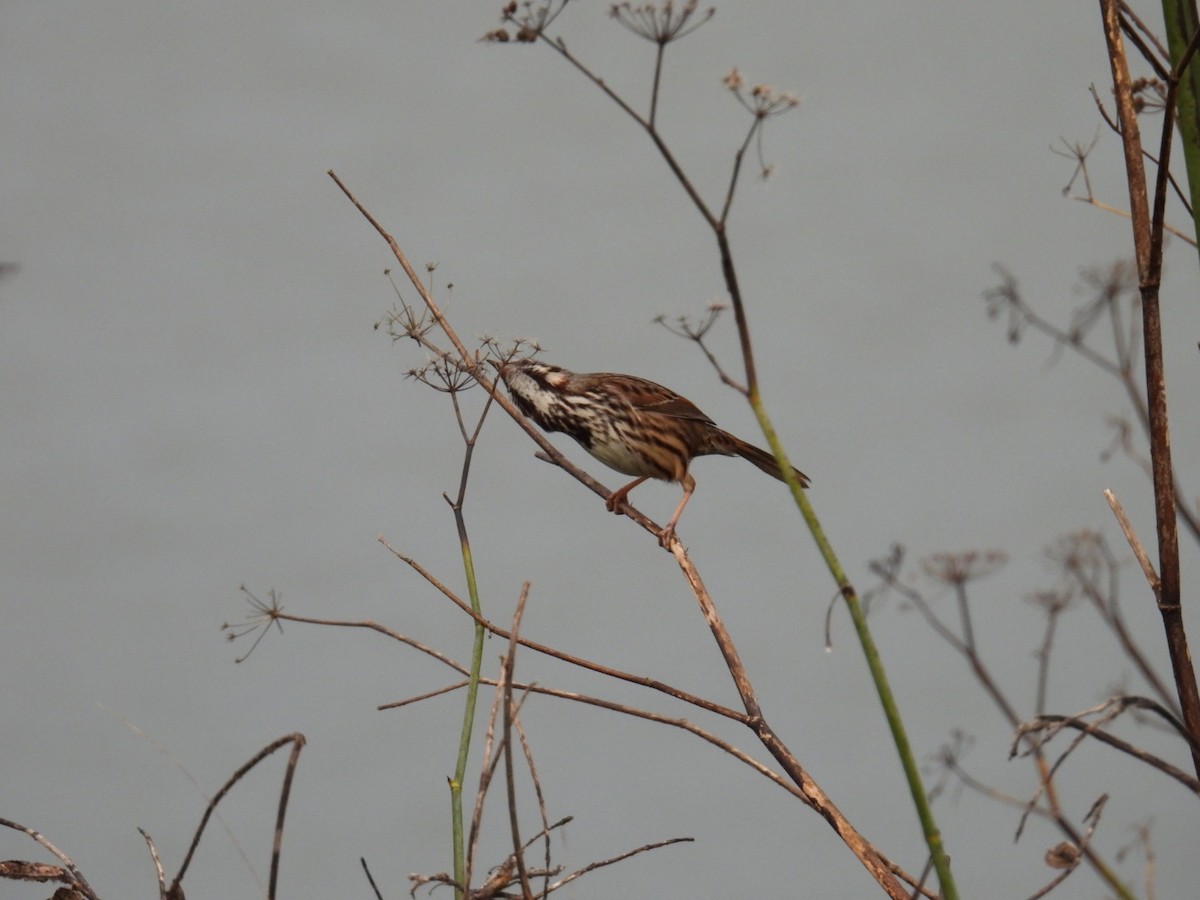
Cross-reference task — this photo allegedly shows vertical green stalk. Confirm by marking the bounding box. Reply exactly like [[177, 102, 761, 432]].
[[748, 388, 959, 900], [1160, 0, 1200, 259], [450, 538, 487, 899]]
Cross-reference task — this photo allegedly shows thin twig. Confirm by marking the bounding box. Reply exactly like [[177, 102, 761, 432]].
[[1104, 488, 1161, 593], [138, 827, 167, 899], [361, 857, 385, 900], [169, 733, 306, 897], [377, 537, 749, 722], [502, 585, 535, 899], [668, 539, 906, 894], [379, 680, 472, 710], [545, 836, 695, 891]]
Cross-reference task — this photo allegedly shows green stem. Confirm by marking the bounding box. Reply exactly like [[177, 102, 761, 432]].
[[450, 538, 486, 898], [747, 387, 959, 900]]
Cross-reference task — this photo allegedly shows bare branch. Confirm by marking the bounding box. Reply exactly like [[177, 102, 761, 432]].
[[0, 818, 98, 900]]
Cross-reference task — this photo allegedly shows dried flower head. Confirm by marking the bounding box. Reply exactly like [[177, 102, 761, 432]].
[[1128, 76, 1166, 114], [1045, 842, 1080, 870], [482, 0, 567, 43], [1026, 589, 1076, 615], [982, 263, 1026, 344], [921, 550, 1008, 586], [610, 1, 715, 45], [407, 354, 479, 393], [1044, 530, 1114, 585], [727, 74, 801, 118], [653, 302, 726, 340], [379, 270, 436, 343]]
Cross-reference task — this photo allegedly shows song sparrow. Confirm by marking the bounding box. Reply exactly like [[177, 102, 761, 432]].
[[496, 359, 809, 547]]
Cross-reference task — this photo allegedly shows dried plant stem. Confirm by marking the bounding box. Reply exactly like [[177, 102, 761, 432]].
[[668, 541, 910, 898], [1100, 0, 1200, 776], [1104, 488, 1160, 594], [1067, 192, 1197, 244], [170, 733, 306, 900], [878, 560, 1134, 895], [139, 827, 166, 899], [500, 586, 535, 900], [0, 818, 98, 899]]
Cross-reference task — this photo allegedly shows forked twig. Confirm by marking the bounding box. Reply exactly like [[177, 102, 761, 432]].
[[169, 733, 306, 900]]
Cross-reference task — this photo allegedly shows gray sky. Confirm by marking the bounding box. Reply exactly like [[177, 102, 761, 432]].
[[5, 2, 1200, 897]]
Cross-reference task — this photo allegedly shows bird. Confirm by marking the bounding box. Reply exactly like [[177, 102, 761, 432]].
[[495, 359, 809, 547]]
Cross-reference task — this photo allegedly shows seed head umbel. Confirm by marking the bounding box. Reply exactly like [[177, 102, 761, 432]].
[[610, 1, 715, 45]]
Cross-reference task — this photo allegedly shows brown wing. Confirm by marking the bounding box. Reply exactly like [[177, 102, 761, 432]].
[[599, 374, 717, 426]]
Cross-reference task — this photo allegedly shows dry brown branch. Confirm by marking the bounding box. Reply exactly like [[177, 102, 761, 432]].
[[328, 171, 911, 896], [880, 551, 1022, 728], [1025, 797, 1107, 899], [1105, 488, 1161, 593], [379, 680, 472, 710], [1099, 0, 1200, 775], [490, 16, 797, 398], [239, 588, 808, 811], [935, 738, 1048, 818], [330, 172, 675, 550], [138, 828, 166, 899], [510, 690, 554, 897], [1056, 132, 1195, 242], [361, 856, 385, 900], [412, 814, 683, 899], [0, 859, 87, 897], [0, 818, 97, 899], [452, 587, 553, 900], [542, 835, 695, 893], [1015, 696, 1200, 791], [240, 578, 932, 893], [1049, 531, 1179, 716], [376, 537, 748, 722], [667, 540, 904, 894], [232, 591, 815, 803], [872, 547, 1136, 888], [169, 733, 306, 900], [983, 261, 1200, 546], [501, 586, 535, 899], [1116, 1, 1171, 70], [464, 653, 509, 894], [227, 588, 470, 674], [934, 732, 1121, 895]]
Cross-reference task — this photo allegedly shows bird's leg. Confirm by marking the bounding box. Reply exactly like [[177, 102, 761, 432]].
[[606, 475, 651, 513], [657, 473, 695, 548]]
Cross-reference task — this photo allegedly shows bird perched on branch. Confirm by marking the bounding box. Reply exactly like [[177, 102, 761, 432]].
[[495, 359, 809, 547]]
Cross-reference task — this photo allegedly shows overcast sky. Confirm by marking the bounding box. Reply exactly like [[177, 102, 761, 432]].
[[5, 2, 1200, 897]]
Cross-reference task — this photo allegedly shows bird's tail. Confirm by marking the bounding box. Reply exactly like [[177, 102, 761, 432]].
[[722, 432, 811, 488]]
